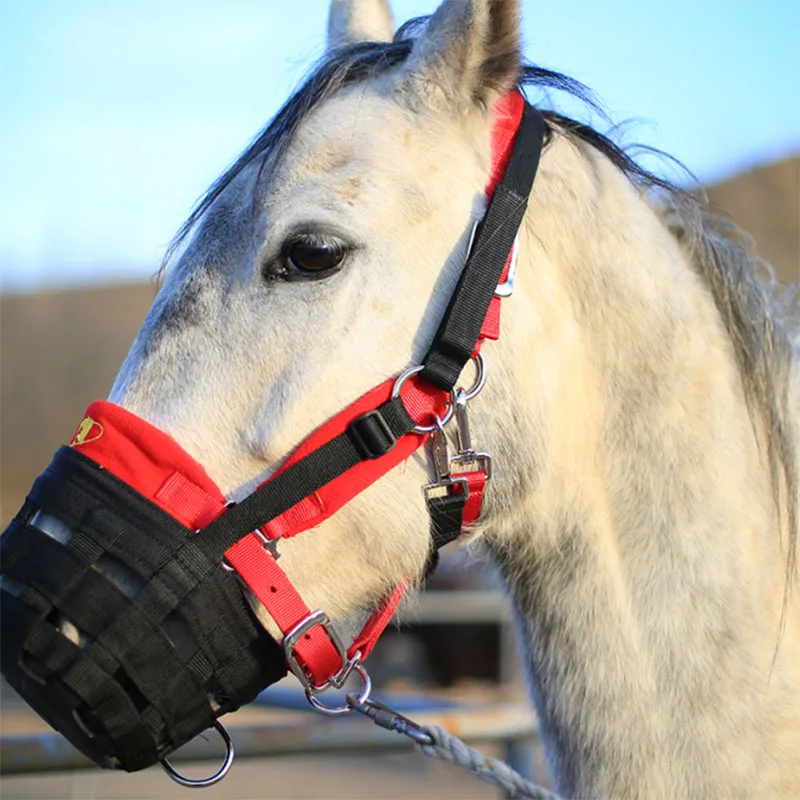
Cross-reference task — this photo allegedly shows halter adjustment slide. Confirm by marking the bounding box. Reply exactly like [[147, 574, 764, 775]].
[[348, 409, 397, 459]]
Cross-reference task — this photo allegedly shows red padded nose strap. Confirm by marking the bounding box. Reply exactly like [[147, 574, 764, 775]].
[[70, 401, 227, 529]]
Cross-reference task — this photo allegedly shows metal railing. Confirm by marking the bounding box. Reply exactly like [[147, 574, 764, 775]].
[[0, 702, 537, 776]]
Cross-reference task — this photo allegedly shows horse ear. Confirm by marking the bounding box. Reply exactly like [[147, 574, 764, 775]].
[[327, 0, 395, 49], [400, 0, 521, 109]]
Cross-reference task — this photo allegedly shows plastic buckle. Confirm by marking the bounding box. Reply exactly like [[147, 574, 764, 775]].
[[348, 410, 396, 459]]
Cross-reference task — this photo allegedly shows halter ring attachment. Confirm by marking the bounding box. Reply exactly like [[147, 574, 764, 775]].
[[391, 366, 453, 433], [392, 353, 485, 434], [461, 352, 486, 402], [160, 720, 235, 788], [308, 662, 372, 716]]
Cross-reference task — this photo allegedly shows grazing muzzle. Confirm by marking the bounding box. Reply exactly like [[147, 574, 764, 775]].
[[0, 404, 287, 772]]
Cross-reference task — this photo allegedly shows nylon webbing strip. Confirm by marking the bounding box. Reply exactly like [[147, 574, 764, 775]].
[[196, 397, 415, 559], [420, 104, 546, 390], [427, 492, 467, 550]]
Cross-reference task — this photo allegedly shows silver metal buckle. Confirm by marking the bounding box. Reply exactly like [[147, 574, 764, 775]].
[[283, 610, 371, 716], [283, 610, 347, 690], [252, 528, 280, 560], [495, 231, 521, 297], [423, 475, 470, 502], [450, 452, 493, 480]]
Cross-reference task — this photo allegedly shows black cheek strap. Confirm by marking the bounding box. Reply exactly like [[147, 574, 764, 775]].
[[420, 103, 546, 391]]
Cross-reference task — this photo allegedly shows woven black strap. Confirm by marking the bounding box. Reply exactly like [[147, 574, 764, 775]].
[[0, 447, 287, 771], [427, 491, 468, 550], [196, 397, 415, 560], [420, 103, 545, 391]]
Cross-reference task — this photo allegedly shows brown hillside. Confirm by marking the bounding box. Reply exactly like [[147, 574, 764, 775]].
[[1, 283, 158, 523], [1, 156, 798, 525], [706, 155, 799, 285]]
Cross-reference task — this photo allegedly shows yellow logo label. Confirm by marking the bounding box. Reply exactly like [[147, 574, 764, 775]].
[[70, 416, 104, 447]]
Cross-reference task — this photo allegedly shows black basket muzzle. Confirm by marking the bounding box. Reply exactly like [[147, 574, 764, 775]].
[[0, 446, 286, 772]]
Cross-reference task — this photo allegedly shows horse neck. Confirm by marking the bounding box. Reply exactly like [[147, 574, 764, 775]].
[[486, 133, 800, 797]]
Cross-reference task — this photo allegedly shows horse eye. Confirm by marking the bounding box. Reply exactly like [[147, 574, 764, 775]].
[[286, 238, 346, 275]]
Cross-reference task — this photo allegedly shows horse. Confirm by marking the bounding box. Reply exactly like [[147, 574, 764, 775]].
[[21, 0, 800, 795]]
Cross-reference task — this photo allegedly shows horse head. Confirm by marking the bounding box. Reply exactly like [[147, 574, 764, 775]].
[[110, 0, 531, 632], [4, 0, 799, 794]]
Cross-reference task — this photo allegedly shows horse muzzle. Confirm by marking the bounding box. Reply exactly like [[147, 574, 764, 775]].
[[0, 405, 287, 772]]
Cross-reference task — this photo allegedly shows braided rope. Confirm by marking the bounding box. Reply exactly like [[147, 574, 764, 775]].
[[418, 724, 562, 800]]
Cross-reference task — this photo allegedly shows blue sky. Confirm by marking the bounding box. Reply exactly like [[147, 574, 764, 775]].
[[1, 0, 798, 292]]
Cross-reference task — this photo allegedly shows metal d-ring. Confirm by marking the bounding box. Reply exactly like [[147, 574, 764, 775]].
[[307, 662, 372, 717], [161, 720, 235, 788], [461, 352, 487, 402], [392, 354, 486, 434], [391, 366, 454, 434]]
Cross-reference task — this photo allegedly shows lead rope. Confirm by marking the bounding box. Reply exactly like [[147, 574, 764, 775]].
[[420, 725, 561, 800], [347, 695, 562, 800]]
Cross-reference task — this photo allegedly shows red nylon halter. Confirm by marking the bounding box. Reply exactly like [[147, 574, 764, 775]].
[[70, 90, 525, 694]]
